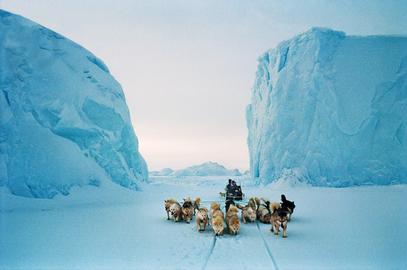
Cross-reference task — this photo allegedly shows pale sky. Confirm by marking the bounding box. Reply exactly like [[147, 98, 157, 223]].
[[1, 0, 406, 171]]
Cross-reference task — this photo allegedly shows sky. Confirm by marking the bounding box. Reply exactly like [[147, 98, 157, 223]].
[[1, 0, 406, 171]]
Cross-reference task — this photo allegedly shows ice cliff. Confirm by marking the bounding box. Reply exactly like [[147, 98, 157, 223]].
[[247, 28, 407, 186], [0, 10, 148, 198]]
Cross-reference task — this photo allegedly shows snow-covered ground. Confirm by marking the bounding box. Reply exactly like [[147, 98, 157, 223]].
[[1, 177, 406, 270]]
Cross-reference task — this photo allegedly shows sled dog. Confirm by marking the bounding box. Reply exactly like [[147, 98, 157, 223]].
[[164, 198, 178, 220], [270, 208, 289, 238], [236, 203, 256, 223], [226, 204, 240, 235], [182, 198, 194, 223], [196, 207, 209, 231], [169, 201, 182, 222], [211, 202, 225, 235]]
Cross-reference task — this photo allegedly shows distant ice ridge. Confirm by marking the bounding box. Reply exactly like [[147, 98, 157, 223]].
[[0, 10, 148, 198], [149, 168, 174, 177], [247, 28, 407, 186], [150, 162, 241, 177]]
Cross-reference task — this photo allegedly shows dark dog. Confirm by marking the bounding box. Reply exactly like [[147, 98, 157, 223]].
[[281, 194, 295, 221], [181, 198, 194, 223], [270, 208, 289, 238]]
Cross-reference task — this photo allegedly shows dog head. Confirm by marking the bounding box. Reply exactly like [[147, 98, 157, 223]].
[[170, 203, 181, 217], [164, 199, 177, 210], [290, 201, 295, 212], [182, 197, 193, 208], [197, 208, 208, 222], [211, 202, 221, 211]]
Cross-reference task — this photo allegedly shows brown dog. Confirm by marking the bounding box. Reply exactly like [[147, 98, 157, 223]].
[[226, 204, 240, 235], [196, 207, 209, 231], [211, 202, 225, 235], [182, 198, 194, 223]]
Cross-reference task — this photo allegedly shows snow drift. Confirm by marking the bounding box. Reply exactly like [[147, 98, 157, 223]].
[[0, 10, 148, 198], [247, 28, 407, 186], [172, 162, 241, 177]]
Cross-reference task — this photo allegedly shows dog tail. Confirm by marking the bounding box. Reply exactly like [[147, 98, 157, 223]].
[[236, 204, 244, 210], [254, 197, 261, 210], [194, 197, 201, 207], [260, 197, 270, 204]]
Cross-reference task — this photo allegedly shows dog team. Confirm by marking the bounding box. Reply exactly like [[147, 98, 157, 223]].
[[164, 194, 295, 238]]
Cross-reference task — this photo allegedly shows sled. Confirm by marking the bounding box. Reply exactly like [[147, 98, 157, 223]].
[[220, 185, 244, 201]]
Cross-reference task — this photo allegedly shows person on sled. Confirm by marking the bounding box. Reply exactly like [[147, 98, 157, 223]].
[[225, 179, 243, 201]]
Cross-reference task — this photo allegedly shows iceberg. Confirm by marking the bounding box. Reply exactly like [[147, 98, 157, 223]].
[[173, 162, 241, 177], [0, 10, 148, 198], [150, 168, 174, 177], [247, 28, 407, 186]]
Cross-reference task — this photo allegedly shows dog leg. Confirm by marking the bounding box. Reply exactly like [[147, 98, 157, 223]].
[[282, 222, 287, 238]]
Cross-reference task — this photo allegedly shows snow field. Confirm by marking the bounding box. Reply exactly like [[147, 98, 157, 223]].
[[1, 176, 406, 269]]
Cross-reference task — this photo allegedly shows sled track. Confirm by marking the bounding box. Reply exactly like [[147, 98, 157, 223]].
[[201, 235, 217, 270], [256, 221, 279, 270]]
